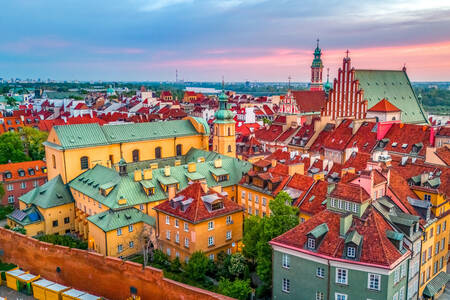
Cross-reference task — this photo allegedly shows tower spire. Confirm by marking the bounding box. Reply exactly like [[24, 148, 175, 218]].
[[310, 39, 324, 91]]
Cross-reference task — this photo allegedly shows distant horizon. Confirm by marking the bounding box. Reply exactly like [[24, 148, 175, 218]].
[[1, 1, 450, 82]]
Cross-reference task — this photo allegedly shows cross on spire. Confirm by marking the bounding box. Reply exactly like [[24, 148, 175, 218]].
[[316, 38, 320, 48]]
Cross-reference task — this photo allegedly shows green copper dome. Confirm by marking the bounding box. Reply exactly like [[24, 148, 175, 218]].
[[311, 39, 323, 68], [214, 91, 234, 122]]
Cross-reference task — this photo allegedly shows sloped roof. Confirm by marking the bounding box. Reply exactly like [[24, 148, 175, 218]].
[[291, 90, 327, 113], [435, 147, 450, 166], [330, 182, 371, 203], [154, 182, 243, 223], [7, 206, 44, 226], [19, 175, 74, 208], [355, 70, 427, 124], [368, 98, 401, 112], [0, 160, 46, 182], [87, 207, 155, 232], [297, 180, 328, 215]]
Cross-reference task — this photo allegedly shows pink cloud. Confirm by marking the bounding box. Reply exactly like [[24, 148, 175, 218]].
[[0, 37, 71, 53]]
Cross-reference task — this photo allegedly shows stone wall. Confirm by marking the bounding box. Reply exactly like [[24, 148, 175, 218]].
[[0, 228, 232, 300]]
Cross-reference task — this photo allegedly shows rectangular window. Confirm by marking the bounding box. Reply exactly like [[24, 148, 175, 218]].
[[282, 278, 290, 293], [129, 241, 134, 248], [336, 268, 348, 285], [118, 244, 123, 253], [241, 191, 245, 200], [433, 262, 438, 275], [399, 287, 404, 300], [338, 200, 343, 209], [128, 224, 133, 232], [7, 184, 13, 191], [167, 248, 171, 256], [316, 292, 324, 300], [208, 236, 214, 246], [248, 207, 252, 214], [316, 267, 325, 278], [20, 182, 26, 189], [255, 195, 259, 204], [429, 228, 433, 238], [437, 224, 441, 235], [368, 273, 381, 290], [435, 242, 440, 254], [331, 198, 336, 207], [439, 257, 444, 270], [166, 230, 170, 240], [344, 201, 350, 211], [208, 221, 214, 230], [184, 237, 189, 248], [175, 219, 179, 228], [248, 192, 252, 201], [401, 261, 406, 278], [444, 221, 447, 231], [393, 292, 398, 300], [165, 216, 170, 225], [64, 217, 70, 224], [33, 180, 38, 187], [394, 268, 399, 283], [282, 254, 290, 268], [209, 254, 214, 260], [7, 195, 14, 203], [256, 209, 259, 216], [352, 203, 358, 213], [424, 194, 431, 201], [347, 247, 356, 258], [335, 293, 347, 300], [226, 215, 232, 224], [308, 238, 316, 249], [184, 222, 189, 232], [52, 220, 58, 227], [140, 204, 144, 210], [175, 232, 179, 243], [428, 247, 432, 259], [262, 197, 267, 206], [117, 228, 122, 236], [226, 231, 232, 240], [442, 238, 446, 251]]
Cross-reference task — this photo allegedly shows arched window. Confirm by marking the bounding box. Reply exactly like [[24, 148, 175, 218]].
[[80, 156, 89, 170], [228, 127, 231, 136], [52, 154, 56, 169], [132, 149, 140, 162], [228, 145, 232, 153], [155, 147, 162, 159], [176, 144, 182, 156]]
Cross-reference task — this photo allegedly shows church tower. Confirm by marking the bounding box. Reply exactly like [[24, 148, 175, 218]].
[[213, 90, 236, 157], [310, 39, 324, 91]]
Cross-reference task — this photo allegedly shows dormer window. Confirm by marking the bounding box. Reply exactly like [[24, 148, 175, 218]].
[[347, 246, 356, 258], [5, 172, 12, 179], [211, 201, 224, 211], [18, 169, 25, 177], [402, 143, 408, 149], [307, 237, 316, 249], [28, 168, 35, 175]]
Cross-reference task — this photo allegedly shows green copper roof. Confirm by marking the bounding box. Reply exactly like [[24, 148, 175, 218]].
[[69, 149, 251, 209], [423, 271, 449, 297], [19, 175, 74, 209], [47, 120, 206, 150], [386, 230, 404, 241], [308, 223, 329, 238], [354, 70, 428, 124], [215, 91, 235, 122], [345, 230, 362, 246], [7, 206, 44, 226], [87, 207, 155, 232]]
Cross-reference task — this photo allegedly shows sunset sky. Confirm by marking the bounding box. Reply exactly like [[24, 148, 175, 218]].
[[1, 0, 450, 82]]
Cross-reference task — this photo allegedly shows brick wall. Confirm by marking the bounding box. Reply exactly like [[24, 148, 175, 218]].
[[0, 228, 233, 300]]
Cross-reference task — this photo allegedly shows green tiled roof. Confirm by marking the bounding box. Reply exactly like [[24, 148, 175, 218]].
[[47, 119, 207, 150], [87, 207, 155, 232], [19, 175, 74, 209], [185, 172, 205, 181], [7, 206, 44, 226], [423, 271, 449, 297], [308, 223, 329, 238], [386, 230, 404, 241], [210, 168, 229, 176], [355, 70, 428, 124], [69, 149, 251, 209]]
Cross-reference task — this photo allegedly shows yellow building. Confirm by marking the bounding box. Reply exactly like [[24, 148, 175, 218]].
[[7, 175, 75, 236], [212, 91, 236, 158], [44, 118, 210, 184], [154, 182, 244, 262]]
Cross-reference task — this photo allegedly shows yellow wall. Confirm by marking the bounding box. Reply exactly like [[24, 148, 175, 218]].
[[88, 221, 151, 257], [7, 219, 45, 237], [413, 189, 449, 219], [37, 203, 75, 235], [237, 185, 273, 218], [156, 210, 243, 262], [213, 122, 236, 158]]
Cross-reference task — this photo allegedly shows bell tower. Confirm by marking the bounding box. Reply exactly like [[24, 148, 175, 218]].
[[213, 88, 236, 158], [310, 39, 324, 91]]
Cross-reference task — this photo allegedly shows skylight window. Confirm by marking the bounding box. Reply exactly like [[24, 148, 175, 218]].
[[392, 142, 397, 147], [402, 144, 408, 149]]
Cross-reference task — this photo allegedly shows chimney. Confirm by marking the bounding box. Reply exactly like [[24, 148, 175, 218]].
[[143, 168, 152, 180], [188, 162, 196, 173], [200, 180, 209, 193], [174, 160, 181, 166], [134, 170, 142, 182], [150, 163, 158, 169], [214, 158, 222, 168], [420, 172, 429, 185], [164, 165, 171, 177], [340, 214, 353, 237], [288, 163, 304, 176], [327, 183, 336, 195], [271, 159, 277, 168], [168, 185, 176, 200]]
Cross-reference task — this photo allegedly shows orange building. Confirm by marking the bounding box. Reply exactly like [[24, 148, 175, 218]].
[[154, 182, 244, 262]]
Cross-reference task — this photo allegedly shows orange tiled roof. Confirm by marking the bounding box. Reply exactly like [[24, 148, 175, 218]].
[[0, 160, 47, 182], [330, 182, 371, 203], [368, 98, 401, 112]]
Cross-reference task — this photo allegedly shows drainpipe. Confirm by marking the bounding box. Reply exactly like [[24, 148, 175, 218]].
[[119, 143, 123, 159], [62, 149, 68, 183], [327, 259, 331, 300], [105, 230, 108, 256]]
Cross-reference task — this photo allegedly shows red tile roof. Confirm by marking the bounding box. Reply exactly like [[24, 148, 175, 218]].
[[275, 127, 299, 143], [297, 180, 328, 215], [368, 98, 401, 112], [153, 182, 243, 223], [287, 174, 315, 192], [330, 182, 371, 203], [373, 170, 387, 186], [436, 126, 450, 137], [0, 160, 47, 182], [309, 123, 336, 153], [321, 119, 354, 151], [380, 123, 432, 157], [435, 147, 450, 166], [255, 125, 284, 142], [387, 169, 421, 216], [291, 90, 327, 113], [347, 122, 378, 153], [271, 207, 407, 267]]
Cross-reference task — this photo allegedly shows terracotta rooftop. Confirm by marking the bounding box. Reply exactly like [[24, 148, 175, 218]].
[[0, 160, 47, 182], [435, 147, 450, 166], [291, 90, 327, 113], [297, 180, 328, 215], [368, 98, 401, 112], [330, 182, 371, 203]]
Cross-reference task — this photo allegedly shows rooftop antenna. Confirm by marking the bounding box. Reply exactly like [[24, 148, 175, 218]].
[[316, 38, 320, 48], [222, 76, 225, 90]]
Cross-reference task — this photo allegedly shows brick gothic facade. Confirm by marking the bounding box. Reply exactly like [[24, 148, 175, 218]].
[[322, 55, 367, 120]]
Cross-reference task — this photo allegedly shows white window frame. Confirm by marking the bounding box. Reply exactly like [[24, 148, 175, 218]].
[[226, 215, 232, 225], [316, 267, 325, 278], [165, 216, 170, 225], [208, 236, 214, 246], [184, 222, 189, 232], [20, 182, 26, 189], [226, 230, 232, 240], [184, 237, 189, 248], [335, 293, 347, 300], [347, 246, 356, 258], [352, 203, 358, 213], [308, 238, 316, 249], [368, 273, 381, 291], [316, 291, 324, 300], [117, 228, 122, 236], [336, 268, 348, 285], [175, 219, 179, 228], [393, 292, 398, 300], [208, 221, 214, 230], [117, 244, 123, 253], [175, 232, 179, 243], [128, 224, 133, 232], [282, 254, 290, 269], [7, 184, 13, 191], [282, 278, 290, 293], [7, 195, 14, 203], [166, 230, 171, 240]]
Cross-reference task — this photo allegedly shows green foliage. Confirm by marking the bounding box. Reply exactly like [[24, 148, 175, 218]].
[[151, 249, 170, 269], [4, 224, 10, 229], [0, 132, 29, 163], [19, 127, 48, 160], [169, 257, 182, 273], [262, 118, 272, 125], [242, 191, 299, 298], [216, 251, 232, 279], [0, 259, 16, 272], [228, 253, 248, 279], [415, 87, 450, 109], [185, 251, 210, 281], [5, 96, 17, 106], [0, 205, 14, 220], [0, 183, 5, 200], [12, 227, 26, 235], [218, 278, 252, 300], [36, 234, 88, 249]]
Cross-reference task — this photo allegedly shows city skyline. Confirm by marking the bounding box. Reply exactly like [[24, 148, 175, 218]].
[[1, 0, 450, 81]]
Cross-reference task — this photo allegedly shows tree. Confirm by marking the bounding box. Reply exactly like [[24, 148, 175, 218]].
[[5, 96, 17, 107], [242, 191, 299, 298], [218, 278, 252, 300], [185, 251, 210, 282], [0, 183, 5, 200], [20, 127, 48, 161], [228, 253, 248, 279], [0, 132, 29, 163], [169, 257, 182, 273]]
